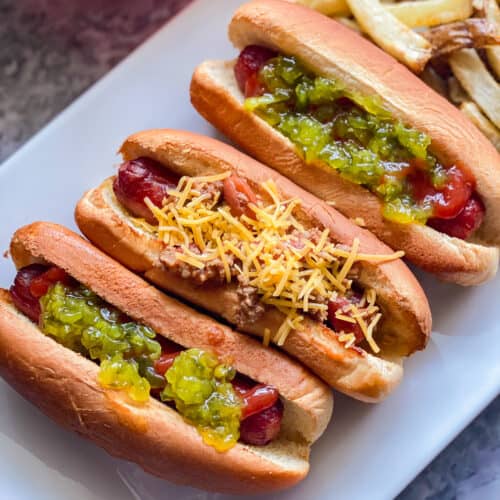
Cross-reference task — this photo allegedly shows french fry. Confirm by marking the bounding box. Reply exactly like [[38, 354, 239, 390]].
[[293, 0, 350, 16], [423, 19, 500, 59], [448, 76, 469, 104], [472, 0, 486, 17], [421, 65, 448, 97], [460, 101, 500, 151], [334, 16, 362, 32], [485, 0, 500, 79], [346, 0, 432, 72], [386, 0, 473, 29], [293, 0, 473, 28], [450, 49, 500, 128]]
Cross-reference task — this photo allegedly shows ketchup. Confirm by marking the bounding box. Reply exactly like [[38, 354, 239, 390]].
[[232, 375, 280, 419], [223, 174, 258, 219], [234, 45, 276, 97], [327, 294, 364, 344], [10, 264, 47, 322], [10, 265, 72, 323], [29, 266, 72, 298], [232, 375, 283, 446], [428, 195, 485, 239], [408, 161, 484, 238]]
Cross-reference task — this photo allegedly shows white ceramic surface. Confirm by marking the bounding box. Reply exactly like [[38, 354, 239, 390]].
[[0, 1, 499, 499]]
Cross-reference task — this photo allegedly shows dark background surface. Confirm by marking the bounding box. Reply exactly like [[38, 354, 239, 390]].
[[1, 1, 499, 499]]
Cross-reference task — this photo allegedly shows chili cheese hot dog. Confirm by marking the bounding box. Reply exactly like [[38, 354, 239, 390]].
[[75, 129, 431, 402], [190, 0, 500, 285], [0, 222, 333, 494]]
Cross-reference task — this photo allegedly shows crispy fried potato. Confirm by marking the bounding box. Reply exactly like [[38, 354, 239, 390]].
[[386, 0, 473, 29], [293, 0, 350, 16], [450, 49, 500, 128], [485, 0, 500, 79], [293, 0, 473, 28], [421, 65, 448, 96], [460, 101, 500, 150], [472, 0, 486, 17], [346, 0, 432, 72], [334, 16, 362, 32], [448, 76, 469, 104], [423, 19, 500, 59]]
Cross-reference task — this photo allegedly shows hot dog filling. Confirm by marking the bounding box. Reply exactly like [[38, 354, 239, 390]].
[[113, 158, 405, 354], [9, 264, 283, 451], [234, 45, 485, 239]]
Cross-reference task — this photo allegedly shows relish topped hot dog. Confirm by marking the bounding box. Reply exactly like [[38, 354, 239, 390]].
[[76, 129, 432, 402], [10, 262, 283, 449], [233, 45, 485, 239], [190, 0, 500, 285], [0, 222, 333, 493]]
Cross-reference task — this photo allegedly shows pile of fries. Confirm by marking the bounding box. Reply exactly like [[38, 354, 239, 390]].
[[292, 0, 500, 150]]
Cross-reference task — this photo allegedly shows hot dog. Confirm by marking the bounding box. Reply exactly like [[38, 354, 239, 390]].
[[75, 129, 432, 402], [0, 222, 333, 494], [190, 0, 500, 286]]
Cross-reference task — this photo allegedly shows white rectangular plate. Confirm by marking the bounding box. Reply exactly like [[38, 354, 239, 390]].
[[0, 1, 499, 499]]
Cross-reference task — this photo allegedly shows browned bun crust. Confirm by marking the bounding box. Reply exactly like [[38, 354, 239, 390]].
[[75, 129, 431, 402], [189, 0, 500, 285], [3, 222, 335, 493]]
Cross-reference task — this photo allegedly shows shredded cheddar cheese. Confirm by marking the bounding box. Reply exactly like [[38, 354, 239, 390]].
[[352, 217, 366, 227], [338, 333, 356, 349], [134, 173, 403, 353], [263, 328, 272, 347]]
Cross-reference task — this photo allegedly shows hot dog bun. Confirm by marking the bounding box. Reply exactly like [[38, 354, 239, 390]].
[[189, 0, 500, 286], [0, 222, 333, 494], [75, 129, 432, 402]]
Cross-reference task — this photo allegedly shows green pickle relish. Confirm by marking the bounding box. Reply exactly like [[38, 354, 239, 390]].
[[40, 282, 242, 450], [161, 349, 241, 451], [40, 282, 162, 402], [244, 55, 447, 224]]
